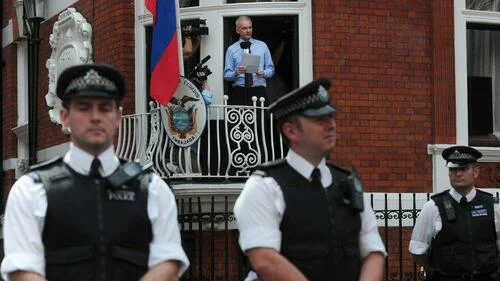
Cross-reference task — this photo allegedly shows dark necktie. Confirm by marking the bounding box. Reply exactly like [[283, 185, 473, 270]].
[[89, 158, 101, 178], [460, 196, 467, 205], [245, 48, 253, 88], [310, 168, 322, 188]]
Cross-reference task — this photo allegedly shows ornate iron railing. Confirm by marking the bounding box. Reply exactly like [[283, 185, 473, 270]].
[[117, 97, 286, 180]]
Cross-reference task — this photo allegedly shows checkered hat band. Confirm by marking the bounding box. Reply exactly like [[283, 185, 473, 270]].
[[274, 93, 324, 119], [448, 151, 475, 161], [64, 69, 118, 95]]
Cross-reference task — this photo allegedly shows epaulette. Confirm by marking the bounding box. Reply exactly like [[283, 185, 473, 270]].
[[431, 189, 450, 200], [251, 159, 287, 177], [118, 158, 153, 171], [29, 157, 63, 172], [27, 157, 67, 184], [256, 159, 287, 170], [476, 189, 493, 197], [476, 189, 499, 203]]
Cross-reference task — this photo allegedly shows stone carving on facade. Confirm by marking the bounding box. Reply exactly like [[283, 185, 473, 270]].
[[45, 8, 92, 133], [16, 158, 30, 176]]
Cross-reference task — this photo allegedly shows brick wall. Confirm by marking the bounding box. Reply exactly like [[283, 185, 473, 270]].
[[382, 227, 420, 280], [1, 0, 137, 194], [182, 230, 244, 280], [472, 162, 500, 188], [2, 0, 12, 27], [432, 1, 456, 145], [313, 0, 436, 193], [36, 0, 136, 152], [91, 0, 136, 115], [2, 171, 15, 206], [3, 44, 18, 160]]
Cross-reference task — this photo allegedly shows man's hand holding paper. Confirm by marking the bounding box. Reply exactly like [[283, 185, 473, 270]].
[[242, 53, 260, 73]]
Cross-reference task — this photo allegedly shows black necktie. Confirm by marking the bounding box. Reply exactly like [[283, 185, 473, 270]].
[[460, 196, 467, 205], [245, 48, 253, 88], [89, 158, 101, 178], [311, 168, 322, 188]]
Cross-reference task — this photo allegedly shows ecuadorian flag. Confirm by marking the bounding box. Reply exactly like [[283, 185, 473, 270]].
[[146, 0, 180, 105]]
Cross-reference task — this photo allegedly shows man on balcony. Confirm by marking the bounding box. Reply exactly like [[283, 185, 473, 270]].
[[223, 15, 275, 105], [409, 145, 500, 281], [234, 78, 386, 281], [1, 63, 189, 281]]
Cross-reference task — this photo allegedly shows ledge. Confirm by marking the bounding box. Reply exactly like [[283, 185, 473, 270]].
[[428, 143, 500, 162], [172, 183, 243, 197], [11, 122, 28, 140]]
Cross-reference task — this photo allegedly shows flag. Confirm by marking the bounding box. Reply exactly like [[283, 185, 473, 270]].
[[146, 0, 180, 105]]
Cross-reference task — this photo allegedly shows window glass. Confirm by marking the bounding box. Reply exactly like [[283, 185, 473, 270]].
[[466, 0, 500, 11], [180, 0, 199, 7], [466, 23, 500, 146]]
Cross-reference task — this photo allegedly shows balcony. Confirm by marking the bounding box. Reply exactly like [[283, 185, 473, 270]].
[[116, 96, 286, 181]]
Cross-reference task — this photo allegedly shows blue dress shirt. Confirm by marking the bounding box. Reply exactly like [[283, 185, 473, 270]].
[[223, 38, 275, 87]]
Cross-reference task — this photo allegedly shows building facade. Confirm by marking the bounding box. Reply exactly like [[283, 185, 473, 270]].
[[3, 0, 500, 194], [2, 0, 500, 278]]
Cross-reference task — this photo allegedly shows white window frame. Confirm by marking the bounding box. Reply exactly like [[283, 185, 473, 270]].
[[134, 0, 313, 112]]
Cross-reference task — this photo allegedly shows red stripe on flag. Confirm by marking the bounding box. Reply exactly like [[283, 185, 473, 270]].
[[145, 0, 156, 21], [150, 36, 180, 105]]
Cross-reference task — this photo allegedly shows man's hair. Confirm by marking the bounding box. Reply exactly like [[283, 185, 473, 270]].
[[278, 115, 302, 146], [235, 16, 252, 27]]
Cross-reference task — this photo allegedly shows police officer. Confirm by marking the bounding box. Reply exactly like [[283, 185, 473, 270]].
[[409, 146, 500, 281], [1, 64, 189, 281], [233, 78, 387, 281]]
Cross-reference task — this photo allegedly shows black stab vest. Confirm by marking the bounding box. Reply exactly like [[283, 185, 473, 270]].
[[258, 160, 362, 281], [431, 190, 498, 277], [30, 158, 152, 281]]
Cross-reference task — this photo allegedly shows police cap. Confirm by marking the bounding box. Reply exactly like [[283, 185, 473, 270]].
[[442, 145, 482, 168], [268, 78, 337, 120], [56, 63, 125, 102]]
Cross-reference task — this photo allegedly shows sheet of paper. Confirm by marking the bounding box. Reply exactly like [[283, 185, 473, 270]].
[[242, 53, 260, 73]]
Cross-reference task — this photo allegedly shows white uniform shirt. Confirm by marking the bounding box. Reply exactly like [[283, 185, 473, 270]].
[[234, 149, 387, 265], [409, 188, 500, 255], [1, 144, 189, 280]]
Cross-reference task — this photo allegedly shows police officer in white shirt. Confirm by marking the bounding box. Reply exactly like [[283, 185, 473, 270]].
[[409, 146, 500, 281], [234, 78, 387, 281], [1, 63, 189, 281]]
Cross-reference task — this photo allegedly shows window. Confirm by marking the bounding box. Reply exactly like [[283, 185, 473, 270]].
[[138, 0, 312, 110], [466, 24, 500, 146], [222, 15, 299, 104]]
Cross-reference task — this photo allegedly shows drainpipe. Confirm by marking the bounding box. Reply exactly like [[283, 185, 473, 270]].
[[27, 16, 43, 166]]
